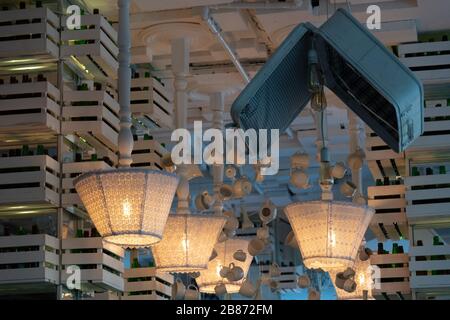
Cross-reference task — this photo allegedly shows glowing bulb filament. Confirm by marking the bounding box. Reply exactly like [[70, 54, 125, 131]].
[[123, 200, 131, 218]]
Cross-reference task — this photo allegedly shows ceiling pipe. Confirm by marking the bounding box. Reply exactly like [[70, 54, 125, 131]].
[[209, 0, 304, 10], [201, 7, 250, 84]]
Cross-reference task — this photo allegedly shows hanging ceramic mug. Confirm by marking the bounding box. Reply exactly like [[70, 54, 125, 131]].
[[308, 288, 320, 300], [214, 282, 227, 295], [195, 191, 214, 211], [225, 165, 237, 179], [343, 279, 357, 293], [172, 278, 186, 300], [239, 277, 257, 298], [219, 265, 231, 278], [297, 275, 311, 289], [290, 152, 309, 169], [269, 279, 279, 292], [233, 249, 247, 262], [226, 263, 244, 282], [359, 248, 372, 261], [256, 226, 270, 241], [353, 192, 367, 205], [184, 284, 200, 300], [259, 200, 277, 224], [290, 169, 310, 189], [233, 176, 252, 198], [219, 184, 234, 200], [284, 231, 298, 249], [248, 238, 266, 256], [269, 263, 281, 278], [223, 211, 239, 232], [334, 272, 350, 290], [347, 149, 365, 170], [331, 162, 347, 179], [343, 267, 356, 279], [340, 180, 357, 198]]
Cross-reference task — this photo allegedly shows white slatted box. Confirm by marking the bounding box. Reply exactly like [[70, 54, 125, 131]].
[[0, 234, 59, 286], [259, 265, 297, 292], [131, 139, 166, 170], [368, 185, 408, 241], [0, 81, 60, 137], [370, 253, 411, 300], [130, 78, 174, 128], [61, 237, 125, 292], [409, 244, 450, 291], [62, 90, 119, 152], [398, 40, 450, 84], [365, 127, 405, 180], [61, 14, 118, 81], [0, 155, 59, 206], [0, 7, 59, 60], [122, 267, 173, 300], [405, 173, 450, 223]]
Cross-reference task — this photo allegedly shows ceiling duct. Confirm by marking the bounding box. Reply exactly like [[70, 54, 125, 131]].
[[230, 9, 423, 153]]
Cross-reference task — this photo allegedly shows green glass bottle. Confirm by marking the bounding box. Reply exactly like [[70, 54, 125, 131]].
[[412, 167, 420, 176], [132, 258, 140, 269]]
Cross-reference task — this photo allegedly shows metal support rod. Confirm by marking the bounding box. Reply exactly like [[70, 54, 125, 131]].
[[202, 7, 250, 84], [118, 0, 133, 168], [210, 0, 304, 10], [211, 92, 225, 215], [348, 110, 363, 194]]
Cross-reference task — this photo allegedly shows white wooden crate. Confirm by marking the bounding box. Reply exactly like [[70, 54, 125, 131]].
[[405, 173, 450, 223], [122, 267, 173, 300], [409, 244, 450, 291], [61, 237, 125, 292], [62, 90, 119, 152], [0, 234, 59, 286], [0, 155, 59, 206], [0, 81, 60, 138], [368, 185, 408, 241], [0, 7, 59, 61], [61, 14, 118, 81], [131, 78, 174, 129], [370, 253, 411, 300], [365, 127, 405, 180], [131, 139, 166, 170], [62, 160, 112, 207], [259, 265, 297, 292], [406, 103, 450, 152], [398, 40, 450, 83]]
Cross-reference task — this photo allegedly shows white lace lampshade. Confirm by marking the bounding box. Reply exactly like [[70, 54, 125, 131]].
[[284, 201, 374, 271], [196, 238, 253, 294], [152, 213, 226, 273], [74, 168, 179, 248]]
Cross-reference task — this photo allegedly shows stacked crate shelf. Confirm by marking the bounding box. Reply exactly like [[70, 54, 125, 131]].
[[365, 127, 406, 181], [0, 234, 59, 290], [131, 138, 166, 170], [0, 7, 59, 62], [369, 253, 411, 300], [62, 89, 120, 152], [0, 154, 60, 207], [409, 241, 450, 295], [368, 184, 408, 241], [398, 39, 450, 84], [406, 99, 450, 153], [0, 79, 60, 145], [61, 237, 124, 293], [130, 77, 174, 129], [61, 13, 118, 82], [122, 267, 173, 300], [259, 265, 297, 292]]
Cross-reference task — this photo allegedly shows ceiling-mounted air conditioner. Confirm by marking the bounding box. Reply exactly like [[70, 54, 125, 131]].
[[231, 9, 423, 153]]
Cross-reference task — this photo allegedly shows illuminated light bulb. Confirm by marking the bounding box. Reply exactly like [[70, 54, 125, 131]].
[[123, 200, 131, 218], [311, 89, 327, 112]]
